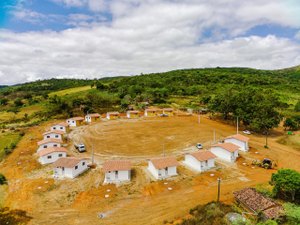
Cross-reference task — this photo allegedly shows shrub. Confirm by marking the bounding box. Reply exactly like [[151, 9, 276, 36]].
[[0, 173, 7, 185], [284, 203, 300, 225]]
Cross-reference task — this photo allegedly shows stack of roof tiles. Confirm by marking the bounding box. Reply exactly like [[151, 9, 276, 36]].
[[234, 188, 283, 219]]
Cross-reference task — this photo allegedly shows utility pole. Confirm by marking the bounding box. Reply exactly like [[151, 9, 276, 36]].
[[217, 177, 221, 203], [213, 129, 216, 144], [91, 144, 94, 165], [236, 116, 239, 134]]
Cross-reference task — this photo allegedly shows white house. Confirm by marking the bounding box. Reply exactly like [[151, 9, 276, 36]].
[[144, 109, 158, 117], [38, 147, 67, 165], [148, 157, 179, 180], [103, 160, 131, 183], [210, 143, 239, 163], [43, 130, 64, 140], [126, 111, 140, 119], [106, 112, 120, 120], [85, 113, 101, 123], [37, 139, 63, 152], [184, 151, 216, 172], [51, 122, 68, 133], [53, 157, 89, 179], [224, 134, 250, 151], [66, 117, 85, 127]]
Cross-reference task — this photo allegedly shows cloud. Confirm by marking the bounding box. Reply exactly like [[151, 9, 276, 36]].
[[1, 0, 300, 84]]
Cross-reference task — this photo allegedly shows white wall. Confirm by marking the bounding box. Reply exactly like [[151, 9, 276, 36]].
[[51, 125, 66, 133], [147, 161, 177, 180], [37, 143, 62, 152], [66, 119, 77, 127], [85, 116, 91, 123], [43, 133, 62, 140], [39, 152, 67, 165], [104, 170, 131, 183], [54, 159, 89, 179], [184, 155, 215, 172], [224, 138, 248, 151], [210, 147, 238, 163]]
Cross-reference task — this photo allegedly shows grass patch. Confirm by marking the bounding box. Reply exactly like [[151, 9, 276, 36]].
[[0, 131, 22, 160], [48, 85, 93, 97], [277, 132, 300, 150]]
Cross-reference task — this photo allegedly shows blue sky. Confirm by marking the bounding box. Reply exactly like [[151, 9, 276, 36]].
[[1, 0, 300, 84]]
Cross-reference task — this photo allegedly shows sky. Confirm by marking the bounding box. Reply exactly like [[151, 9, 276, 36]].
[[1, 0, 300, 85]]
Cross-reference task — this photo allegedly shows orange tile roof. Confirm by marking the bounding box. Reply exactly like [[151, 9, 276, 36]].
[[127, 111, 139, 114], [68, 117, 84, 121], [212, 143, 239, 153], [163, 108, 173, 112], [37, 138, 63, 146], [226, 134, 249, 142], [150, 157, 179, 169], [102, 160, 131, 172], [52, 122, 68, 127], [53, 157, 86, 168], [107, 112, 120, 115], [43, 130, 65, 135], [38, 147, 67, 157], [86, 113, 101, 118], [190, 151, 217, 161]]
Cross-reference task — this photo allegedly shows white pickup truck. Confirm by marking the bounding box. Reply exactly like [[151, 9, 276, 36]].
[[74, 143, 86, 153]]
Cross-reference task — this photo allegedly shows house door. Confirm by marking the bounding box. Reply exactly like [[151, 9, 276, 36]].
[[115, 171, 118, 179], [165, 167, 168, 176]]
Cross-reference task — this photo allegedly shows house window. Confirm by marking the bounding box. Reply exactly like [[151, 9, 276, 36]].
[[47, 136, 50, 138], [55, 135, 59, 138], [47, 155, 52, 159], [60, 127, 63, 130], [54, 144, 57, 147], [58, 154, 63, 157], [82, 162, 85, 166], [75, 165, 78, 170], [43, 145, 47, 148], [53, 127, 56, 130]]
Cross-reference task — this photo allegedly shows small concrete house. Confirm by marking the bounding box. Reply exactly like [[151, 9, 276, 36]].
[[103, 160, 131, 183], [85, 113, 101, 123], [126, 111, 140, 119], [144, 109, 158, 117], [38, 147, 67, 165], [66, 117, 85, 127], [148, 157, 179, 180], [37, 138, 63, 152], [210, 143, 239, 163], [224, 134, 249, 151], [184, 151, 216, 172], [106, 112, 120, 120], [53, 157, 89, 179], [43, 130, 64, 140], [163, 108, 174, 116], [51, 122, 68, 133]]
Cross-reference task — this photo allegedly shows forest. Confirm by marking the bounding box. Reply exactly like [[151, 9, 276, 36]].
[[0, 66, 300, 132]]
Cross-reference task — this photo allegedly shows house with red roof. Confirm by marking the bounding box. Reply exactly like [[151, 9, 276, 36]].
[[66, 117, 85, 127], [224, 134, 250, 151], [210, 142, 239, 163], [148, 157, 179, 179], [103, 160, 131, 183], [43, 130, 64, 140], [126, 110, 140, 119], [51, 122, 68, 133], [37, 138, 63, 152], [38, 147, 67, 165], [53, 157, 89, 179], [106, 112, 120, 120], [85, 113, 101, 123], [184, 151, 216, 172]]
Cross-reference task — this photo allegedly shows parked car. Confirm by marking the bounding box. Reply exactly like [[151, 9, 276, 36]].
[[75, 143, 86, 152], [159, 113, 168, 117], [243, 130, 251, 135], [196, 143, 203, 149]]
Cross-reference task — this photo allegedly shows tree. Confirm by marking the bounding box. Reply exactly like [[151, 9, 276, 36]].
[[14, 98, 24, 107], [0, 173, 7, 185], [0, 98, 8, 106], [270, 169, 300, 202], [256, 220, 278, 225], [283, 118, 299, 131], [295, 100, 300, 112]]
